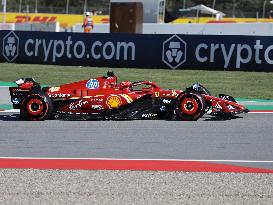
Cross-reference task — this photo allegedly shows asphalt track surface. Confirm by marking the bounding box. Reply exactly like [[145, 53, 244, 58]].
[[0, 87, 10, 106], [0, 113, 273, 204], [0, 112, 272, 170]]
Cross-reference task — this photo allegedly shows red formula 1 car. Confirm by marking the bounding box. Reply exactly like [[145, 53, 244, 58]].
[[9, 71, 248, 121]]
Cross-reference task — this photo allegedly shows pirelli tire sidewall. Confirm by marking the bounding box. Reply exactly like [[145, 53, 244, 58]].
[[21, 92, 53, 121], [176, 91, 206, 121]]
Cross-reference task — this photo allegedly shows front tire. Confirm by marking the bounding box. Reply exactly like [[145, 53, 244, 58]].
[[176, 91, 205, 121], [21, 93, 53, 121]]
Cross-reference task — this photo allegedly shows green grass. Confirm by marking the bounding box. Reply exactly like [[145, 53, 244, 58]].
[[1, 63, 273, 99]]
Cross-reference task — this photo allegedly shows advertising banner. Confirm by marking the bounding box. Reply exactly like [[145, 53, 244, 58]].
[[0, 12, 109, 29], [1, 30, 273, 71]]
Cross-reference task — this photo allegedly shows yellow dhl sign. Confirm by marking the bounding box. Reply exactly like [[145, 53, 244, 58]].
[[173, 17, 273, 24], [0, 12, 109, 29], [2, 12, 273, 29]]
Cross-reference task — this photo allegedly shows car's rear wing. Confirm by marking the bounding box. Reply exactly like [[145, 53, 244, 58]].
[[9, 78, 40, 109]]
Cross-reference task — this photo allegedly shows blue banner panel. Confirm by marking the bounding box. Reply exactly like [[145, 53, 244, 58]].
[[1, 30, 273, 71]]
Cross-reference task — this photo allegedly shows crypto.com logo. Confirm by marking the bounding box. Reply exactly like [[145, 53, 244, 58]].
[[2, 31, 19, 62], [162, 35, 187, 69]]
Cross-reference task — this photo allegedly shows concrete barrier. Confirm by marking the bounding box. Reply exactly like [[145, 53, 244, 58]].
[[0, 23, 60, 32], [0, 23, 15, 30], [72, 22, 273, 36]]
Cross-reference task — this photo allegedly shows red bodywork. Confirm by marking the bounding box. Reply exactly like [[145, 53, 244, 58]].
[[44, 76, 182, 115], [9, 74, 248, 120]]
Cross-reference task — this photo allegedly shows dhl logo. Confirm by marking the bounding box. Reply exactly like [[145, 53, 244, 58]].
[[0, 12, 109, 28], [15, 15, 57, 23]]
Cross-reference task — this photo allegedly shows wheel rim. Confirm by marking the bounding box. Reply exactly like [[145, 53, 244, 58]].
[[181, 97, 198, 115], [27, 99, 44, 116]]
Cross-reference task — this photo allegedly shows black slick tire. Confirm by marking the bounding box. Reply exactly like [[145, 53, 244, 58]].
[[21, 92, 53, 121], [176, 91, 206, 121]]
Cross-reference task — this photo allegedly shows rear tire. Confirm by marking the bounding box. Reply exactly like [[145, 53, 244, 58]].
[[21, 92, 53, 121], [176, 91, 206, 121]]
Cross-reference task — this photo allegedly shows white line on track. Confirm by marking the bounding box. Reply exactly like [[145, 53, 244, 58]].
[[249, 112, 273, 114], [0, 157, 273, 163], [0, 109, 19, 113]]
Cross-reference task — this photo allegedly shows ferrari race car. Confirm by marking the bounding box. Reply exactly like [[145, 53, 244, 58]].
[[9, 71, 248, 121]]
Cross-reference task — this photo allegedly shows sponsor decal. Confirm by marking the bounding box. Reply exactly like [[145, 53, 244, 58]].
[[228, 105, 235, 110], [121, 94, 133, 103], [4, 12, 109, 28], [24, 36, 136, 63], [90, 97, 104, 102], [106, 95, 122, 108], [69, 100, 88, 110], [162, 35, 187, 69], [12, 98, 20, 104], [162, 35, 273, 70], [215, 102, 222, 110], [92, 105, 103, 110], [171, 90, 178, 97], [11, 92, 25, 96], [49, 87, 60, 92], [160, 106, 166, 111], [192, 84, 199, 91], [195, 40, 273, 69], [10, 88, 29, 93], [86, 79, 99, 89], [2, 31, 19, 63], [141, 113, 157, 118], [48, 93, 70, 98], [163, 99, 171, 104], [5, 29, 273, 70], [15, 15, 57, 23]]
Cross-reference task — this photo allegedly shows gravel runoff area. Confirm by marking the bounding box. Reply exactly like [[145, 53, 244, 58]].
[[0, 169, 273, 205]]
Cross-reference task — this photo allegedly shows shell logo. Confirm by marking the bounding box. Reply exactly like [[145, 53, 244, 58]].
[[106, 95, 122, 108]]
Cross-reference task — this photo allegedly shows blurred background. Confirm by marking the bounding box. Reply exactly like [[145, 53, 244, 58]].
[[0, 0, 272, 18], [1, 0, 273, 33]]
